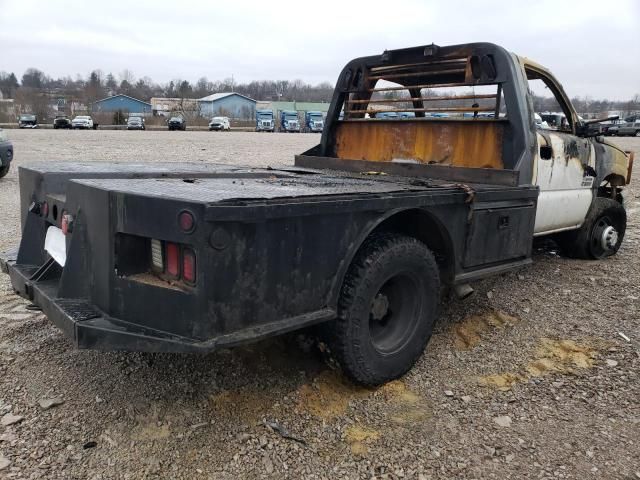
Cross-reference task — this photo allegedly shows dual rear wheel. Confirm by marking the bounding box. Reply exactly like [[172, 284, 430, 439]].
[[326, 234, 440, 386]]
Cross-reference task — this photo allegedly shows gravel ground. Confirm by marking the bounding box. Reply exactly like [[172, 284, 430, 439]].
[[0, 130, 638, 480]]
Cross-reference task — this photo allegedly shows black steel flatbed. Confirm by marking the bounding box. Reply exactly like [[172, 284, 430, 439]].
[[3, 160, 536, 354]]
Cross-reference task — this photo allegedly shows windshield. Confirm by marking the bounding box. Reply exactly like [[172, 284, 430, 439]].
[[169, 117, 182, 122], [284, 114, 297, 120], [309, 114, 322, 120], [257, 113, 272, 119], [211, 117, 224, 122], [20, 115, 36, 121]]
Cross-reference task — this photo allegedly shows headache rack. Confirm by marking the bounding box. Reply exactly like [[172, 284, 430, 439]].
[[341, 50, 505, 120], [298, 43, 535, 186]]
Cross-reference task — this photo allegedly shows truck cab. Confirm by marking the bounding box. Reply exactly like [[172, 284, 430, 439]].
[[304, 111, 324, 133], [309, 43, 631, 256], [279, 110, 300, 133], [255, 109, 274, 132]]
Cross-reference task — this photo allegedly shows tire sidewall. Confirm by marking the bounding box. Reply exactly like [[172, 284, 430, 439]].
[[343, 240, 439, 382]]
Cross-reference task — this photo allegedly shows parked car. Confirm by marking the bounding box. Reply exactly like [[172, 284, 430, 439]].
[[18, 114, 38, 129], [616, 120, 640, 137], [53, 116, 72, 129], [208, 117, 230, 131], [168, 116, 186, 131], [71, 116, 94, 129], [0, 128, 13, 178], [127, 116, 146, 130], [603, 119, 626, 136]]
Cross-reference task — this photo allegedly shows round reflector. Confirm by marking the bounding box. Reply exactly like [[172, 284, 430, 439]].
[[178, 211, 195, 233]]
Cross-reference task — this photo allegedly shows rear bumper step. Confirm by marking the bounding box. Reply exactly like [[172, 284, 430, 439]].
[[1, 251, 335, 353]]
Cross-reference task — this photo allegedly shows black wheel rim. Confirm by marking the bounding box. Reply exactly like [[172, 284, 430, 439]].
[[368, 273, 422, 355]]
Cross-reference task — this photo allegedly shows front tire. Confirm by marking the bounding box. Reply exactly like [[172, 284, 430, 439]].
[[327, 234, 440, 386], [0, 165, 10, 178], [557, 197, 626, 259]]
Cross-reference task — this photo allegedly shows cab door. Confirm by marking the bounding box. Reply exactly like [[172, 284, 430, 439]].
[[523, 64, 595, 235], [532, 130, 595, 234]]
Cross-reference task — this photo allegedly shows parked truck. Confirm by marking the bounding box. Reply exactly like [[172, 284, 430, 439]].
[[1, 43, 633, 386], [304, 111, 325, 133], [255, 109, 275, 132], [279, 110, 300, 132]]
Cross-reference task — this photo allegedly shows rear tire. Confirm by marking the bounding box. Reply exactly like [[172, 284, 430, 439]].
[[327, 233, 440, 386], [556, 197, 626, 259]]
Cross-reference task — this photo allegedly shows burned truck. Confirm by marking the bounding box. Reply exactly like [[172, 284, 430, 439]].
[[1, 43, 633, 386]]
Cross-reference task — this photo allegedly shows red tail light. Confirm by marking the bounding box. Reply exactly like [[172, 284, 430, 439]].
[[165, 242, 180, 278], [61, 213, 74, 235], [182, 248, 196, 284]]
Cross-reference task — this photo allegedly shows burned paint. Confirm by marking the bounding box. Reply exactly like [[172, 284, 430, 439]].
[[593, 138, 632, 186]]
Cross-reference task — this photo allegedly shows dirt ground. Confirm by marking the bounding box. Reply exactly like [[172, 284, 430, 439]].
[[0, 130, 638, 480]]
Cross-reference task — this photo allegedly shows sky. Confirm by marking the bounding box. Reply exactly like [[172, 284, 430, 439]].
[[1, 0, 639, 100]]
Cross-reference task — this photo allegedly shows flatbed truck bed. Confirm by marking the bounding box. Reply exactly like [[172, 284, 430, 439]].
[[3, 160, 536, 355]]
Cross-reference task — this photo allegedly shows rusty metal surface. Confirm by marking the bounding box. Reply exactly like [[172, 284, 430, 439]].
[[334, 120, 504, 169], [295, 155, 519, 186]]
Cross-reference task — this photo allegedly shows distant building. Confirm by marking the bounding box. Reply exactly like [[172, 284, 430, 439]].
[[150, 97, 199, 117], [70, 102, 89, 115], [198, 93, 256, 120], [257, 101, 331, 120], [92, 94, 152, 115]]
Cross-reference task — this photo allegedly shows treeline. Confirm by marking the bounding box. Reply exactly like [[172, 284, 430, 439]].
[[532, 93, 640, 117], [1, 68, 639, 119], [0, 68, 335, 106]]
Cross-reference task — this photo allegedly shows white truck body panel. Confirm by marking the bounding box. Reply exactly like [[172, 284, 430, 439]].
[[533, 132, 595, 235]]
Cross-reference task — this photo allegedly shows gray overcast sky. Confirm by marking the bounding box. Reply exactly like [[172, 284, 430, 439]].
[[1, 0, 639, 100]]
